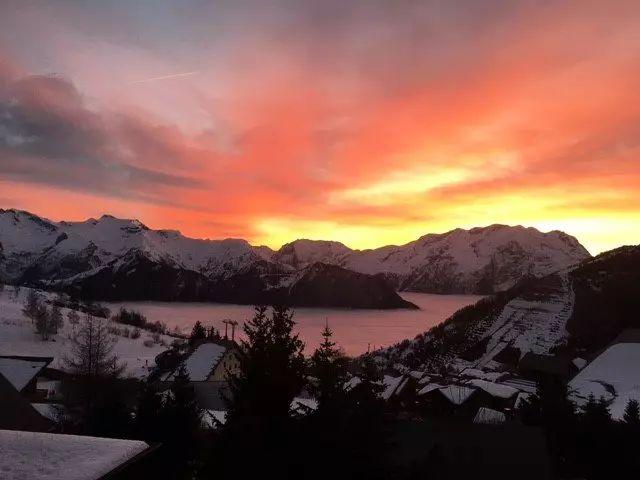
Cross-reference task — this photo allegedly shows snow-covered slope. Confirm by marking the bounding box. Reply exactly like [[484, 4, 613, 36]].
[[0, 286, 173, 378], [273, 225, 590, 294]]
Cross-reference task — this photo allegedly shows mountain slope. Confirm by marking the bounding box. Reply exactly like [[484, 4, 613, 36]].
[[274, 225, 590, 294], [375, 244, 640, 371]]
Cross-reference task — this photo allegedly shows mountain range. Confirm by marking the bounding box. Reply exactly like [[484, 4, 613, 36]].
[[0, 208, 590, 308]]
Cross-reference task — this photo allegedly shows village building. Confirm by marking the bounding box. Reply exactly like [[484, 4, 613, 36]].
[[0, 371, 55, 432], [418, 384, 494, 418], [160, 341, 241, 412], [0, 355, 58, 401], [163, 342, 241, 383]]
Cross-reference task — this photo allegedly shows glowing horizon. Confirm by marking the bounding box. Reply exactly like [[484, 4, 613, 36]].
[[1, 1, 639, 256]]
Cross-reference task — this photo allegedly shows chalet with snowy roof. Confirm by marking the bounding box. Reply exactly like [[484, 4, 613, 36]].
[[0, 372, 54, 432], [0, 355, 55, 400], [163, 342, 241, 383], [160, 342, 241, 411], [465, 378, 520, 411], [418, 384, 493, 418], [0, 429, 159, 480]]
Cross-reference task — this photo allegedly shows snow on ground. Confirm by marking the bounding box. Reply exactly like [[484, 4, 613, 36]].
[[0, 429, 148, 480], [0, 286, 174, 378], [475, 272, 574, 368], [164, 343, 226, 381], [569, 343, 640, 420]]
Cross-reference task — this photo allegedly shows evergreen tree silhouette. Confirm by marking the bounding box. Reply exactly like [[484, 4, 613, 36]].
[[622, 398, 640, 426], [162, 363, 202, 478], [310, 323, 349, 416], [134, 381, 163, 442], [190, 321, 207, 346], [213, 305, 306, 479]]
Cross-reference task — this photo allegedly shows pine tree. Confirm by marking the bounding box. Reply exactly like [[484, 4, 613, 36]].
[[206, 326, 221, 342], [623, 399, 640, 426], [190, 321, 206, 346], [224, 305, 306, 421], [343, 353, 388, 479], [214, 305, 306, 479], [582, 394, 611, 427], [135, 381, 163, 441], [310, 323, 349, 416], [161, 363, 202, 476], [303, 324, 354, 480]]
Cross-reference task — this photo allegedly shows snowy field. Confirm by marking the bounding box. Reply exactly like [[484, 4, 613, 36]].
[[106, 292, 482, 355], [0, 286, 176, 378]]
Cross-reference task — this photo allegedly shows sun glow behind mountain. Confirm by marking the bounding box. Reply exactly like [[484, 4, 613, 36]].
[[1, 1, 639, 254]]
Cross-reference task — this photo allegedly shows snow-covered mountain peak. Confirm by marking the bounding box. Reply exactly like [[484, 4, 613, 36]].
[[273, 224, 591, 293], [273, 239, 352, 268]]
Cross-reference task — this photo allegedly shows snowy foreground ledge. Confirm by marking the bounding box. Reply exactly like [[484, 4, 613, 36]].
[[0, 429, 149, 480]]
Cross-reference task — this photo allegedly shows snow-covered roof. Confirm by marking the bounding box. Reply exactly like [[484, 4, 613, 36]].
[[202, 410, 227, 428], [291, 397, 319, 413], [467, 379, 519, 399], [500, 377, 538, 395], [438, 385, 477, 405], [31, 403, 63, 423], [166, 343, 227, 381], [473, 407, 506, 425], [344, 376, 361, 391], [572, 357, 587, 370], [0, 357, 50, 392], [459, 368, 505, 382], [569, 343, 640, 420], [417, 382, 444, 396], [0, 429, 149, 480], [514, 392, 532, 410], [382, 375, 404, 401]]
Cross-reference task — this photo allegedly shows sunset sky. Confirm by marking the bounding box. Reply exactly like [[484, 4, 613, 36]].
[[1, 0, 639, 254]]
